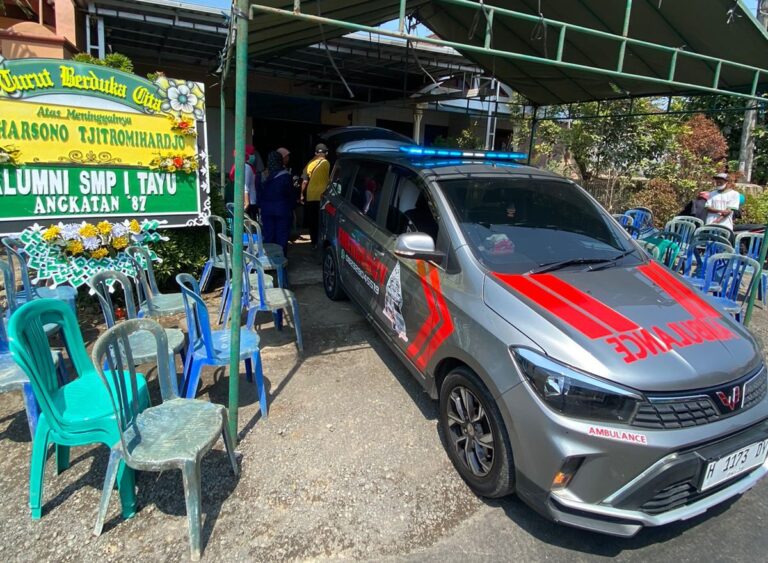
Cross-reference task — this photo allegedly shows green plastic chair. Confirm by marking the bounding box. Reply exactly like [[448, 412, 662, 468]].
[[126, 246, 185, 318], [8, 298, 150, 519], [89, 270, 186, 392], [91, 318, 239, 561]]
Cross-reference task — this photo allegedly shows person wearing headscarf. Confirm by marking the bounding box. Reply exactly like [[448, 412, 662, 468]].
[[258, 150, 294, 255], [228, 144, 263, 220]]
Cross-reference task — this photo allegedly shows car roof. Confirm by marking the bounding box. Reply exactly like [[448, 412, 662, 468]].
[[337, 150, 566, 182]]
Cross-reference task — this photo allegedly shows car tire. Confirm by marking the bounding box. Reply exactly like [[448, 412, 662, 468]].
[[439, 366, 515, 498], [323, 246, 347, 301]]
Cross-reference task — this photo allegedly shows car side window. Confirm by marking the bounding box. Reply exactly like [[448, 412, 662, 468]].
[[349, 161, 389, 220], [327, 161, 356, 199], [384, 169, 440, 242]]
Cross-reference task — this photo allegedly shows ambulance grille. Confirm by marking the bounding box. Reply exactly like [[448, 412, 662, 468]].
[[632, 398, 720, 429]]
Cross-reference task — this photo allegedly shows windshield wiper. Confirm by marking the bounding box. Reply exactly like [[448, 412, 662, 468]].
[[529, 249, 635, 275], [587, 249, 636, 271]]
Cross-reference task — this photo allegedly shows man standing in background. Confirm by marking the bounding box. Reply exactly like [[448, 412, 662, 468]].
[[705, 172, 741, 232], [300, 143, 331, 248]]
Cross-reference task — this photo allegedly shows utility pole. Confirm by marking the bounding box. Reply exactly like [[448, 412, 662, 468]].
[[738, 0, 768, 182]]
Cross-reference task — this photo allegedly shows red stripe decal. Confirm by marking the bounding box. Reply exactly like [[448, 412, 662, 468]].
[[638, 262, 719, 320], [535, 274, 640, 333], [406, 261, 437, 360], [414, 266, 454, 370], [494, 273, 612, 339]]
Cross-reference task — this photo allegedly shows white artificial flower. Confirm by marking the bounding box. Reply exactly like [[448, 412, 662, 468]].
[[167, 84, 198, 114]]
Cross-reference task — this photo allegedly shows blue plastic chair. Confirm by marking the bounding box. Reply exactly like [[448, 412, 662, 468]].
[[8, 298, 149, 519], [176, 273, 268, 417], [126, 246, 185, 318], [735, 231, 768, 305], [89, 270, 186, 392], [701, 252, 761, 323], [220, 236, 303, 352], [216, 232, 275, 326], [2, 236, 78, 311], [91, 318, 238, 561], [199, 215, 228, 292], [680, 236, 734, 279], [612, 214, 634, 228], [625, 208, 655, 238]]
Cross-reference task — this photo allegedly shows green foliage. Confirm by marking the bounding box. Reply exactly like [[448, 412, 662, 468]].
[[683, 95, 768, 184], [742, 191, 768, 224], [72, 52, 134, 74], [628, 178, 683, 226], [152, 228, 209, 290], [433, 127, 484, 149]]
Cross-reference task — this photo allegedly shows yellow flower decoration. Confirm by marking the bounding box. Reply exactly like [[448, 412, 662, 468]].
[[112, 236, 129, 250], [97, 221, 112, 235], [128, 219, 141, 234], [91, 248, 109, 259], [42, 225, 61, 242], [66, 240, 84, 255], [79, 223, 99, 238]]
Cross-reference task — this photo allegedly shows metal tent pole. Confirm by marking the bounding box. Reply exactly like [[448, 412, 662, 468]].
[[228, 0, 249, 440], [220, 20, 234, 204]]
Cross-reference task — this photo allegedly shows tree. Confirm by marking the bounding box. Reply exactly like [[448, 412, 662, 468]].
[[684, 95, 768, 184], [72, 52, 134, 74]]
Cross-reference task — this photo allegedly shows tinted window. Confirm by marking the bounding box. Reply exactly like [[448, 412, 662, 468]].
[[439, 176, 639, 274], [349, 161, 388, 220], [328, 161, 356, 198], [384, 169, 439, 241]]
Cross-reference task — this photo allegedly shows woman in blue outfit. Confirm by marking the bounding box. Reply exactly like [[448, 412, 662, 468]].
[[258, 151, 294, 255]]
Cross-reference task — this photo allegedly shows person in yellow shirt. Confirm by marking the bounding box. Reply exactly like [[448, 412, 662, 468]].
[[300, 143, 331, 247]]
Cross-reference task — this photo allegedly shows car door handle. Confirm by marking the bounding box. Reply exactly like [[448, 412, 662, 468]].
[[373, 248, 386, 258]]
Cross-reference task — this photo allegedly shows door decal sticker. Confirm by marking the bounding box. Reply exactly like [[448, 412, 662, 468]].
[[406, 261, 454, 370], [338, 227, 388, 295], [384, 262, 408, 341]]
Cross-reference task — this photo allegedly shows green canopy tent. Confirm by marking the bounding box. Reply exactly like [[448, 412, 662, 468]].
[[222, 0, 768, 438]]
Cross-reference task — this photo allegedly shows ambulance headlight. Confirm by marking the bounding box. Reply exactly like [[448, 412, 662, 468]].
[[512, 348, 643, 423]]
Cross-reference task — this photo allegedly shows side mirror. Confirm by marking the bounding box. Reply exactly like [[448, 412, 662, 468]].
[[394, 233, 445, 262]]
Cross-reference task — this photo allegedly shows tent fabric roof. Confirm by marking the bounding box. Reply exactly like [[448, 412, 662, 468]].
[[418, 0, 768, 104], [248, 0, 768, 105]]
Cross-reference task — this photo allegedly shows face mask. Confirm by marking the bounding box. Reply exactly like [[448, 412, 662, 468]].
[[247, 155, 256, 164]]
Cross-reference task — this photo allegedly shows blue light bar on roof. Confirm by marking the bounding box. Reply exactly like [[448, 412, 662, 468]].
[[399, 145, 528, 160]]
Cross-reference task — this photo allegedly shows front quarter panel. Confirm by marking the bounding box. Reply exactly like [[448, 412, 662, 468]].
[[423, 245, 540, 399]]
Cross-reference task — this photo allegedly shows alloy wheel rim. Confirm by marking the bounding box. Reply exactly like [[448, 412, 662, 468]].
[[446, 385, 495, 477]]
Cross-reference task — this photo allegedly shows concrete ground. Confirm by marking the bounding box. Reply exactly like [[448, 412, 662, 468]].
[[1, 238, 768, 562]]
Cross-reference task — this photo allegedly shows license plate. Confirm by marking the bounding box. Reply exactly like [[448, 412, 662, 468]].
[[701, 439, 768, 491]]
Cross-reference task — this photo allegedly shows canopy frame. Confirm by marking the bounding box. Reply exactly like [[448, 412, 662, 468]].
[[220, 1, 768, 436]]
